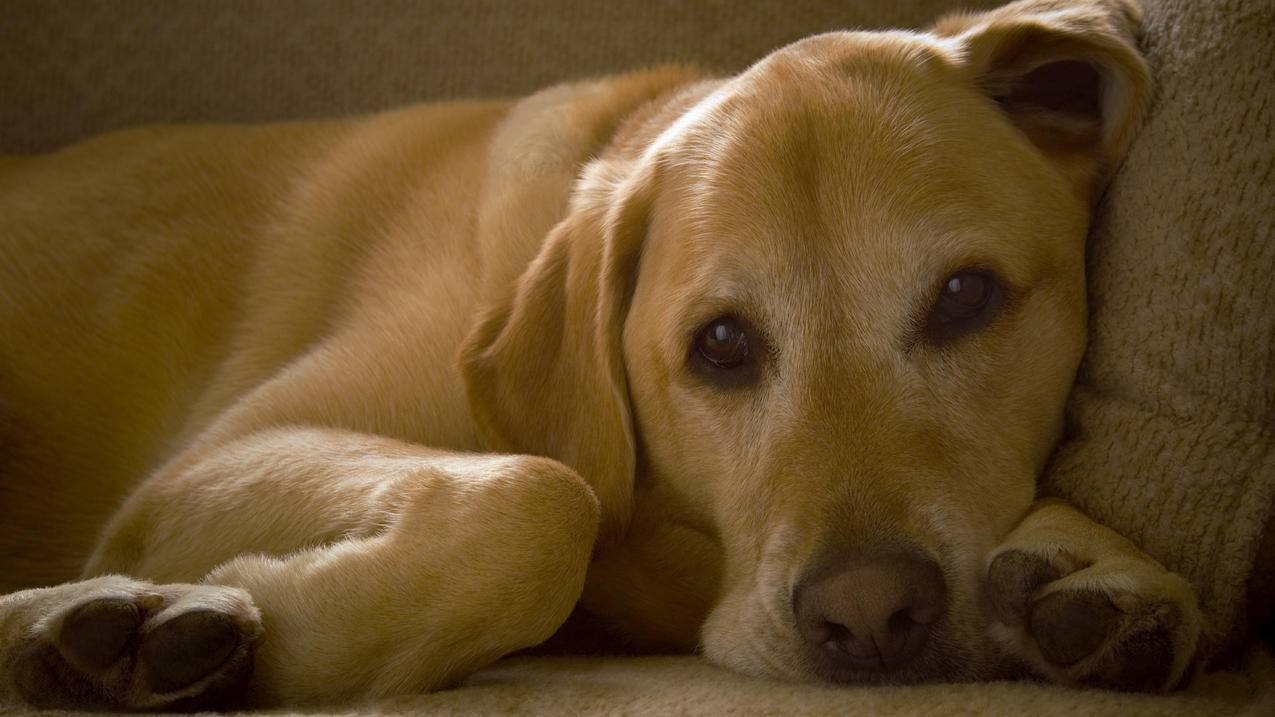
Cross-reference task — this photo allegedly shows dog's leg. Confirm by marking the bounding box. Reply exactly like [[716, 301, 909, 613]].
[[2, 428, 599, 709], [985, 498, 1204, 691]]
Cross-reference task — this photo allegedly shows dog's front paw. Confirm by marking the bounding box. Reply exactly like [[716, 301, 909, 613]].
[[11, 576, 262, 711], [985, 544, 1201, 692]]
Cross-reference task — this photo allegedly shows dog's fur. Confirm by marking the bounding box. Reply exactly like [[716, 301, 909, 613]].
[[0, 0, 1204, 710]]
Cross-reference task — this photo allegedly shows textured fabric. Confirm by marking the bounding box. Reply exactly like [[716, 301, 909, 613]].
[[1041, 0, 1275, 653], [0, 0, 1000, 154], [3, 653, 1273, 717]]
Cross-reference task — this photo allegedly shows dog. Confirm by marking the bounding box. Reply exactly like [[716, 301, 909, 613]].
[[0, 0, 1204, 710]]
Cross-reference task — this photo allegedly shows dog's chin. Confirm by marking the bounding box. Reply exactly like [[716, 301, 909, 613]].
[[705, 612, 993, 687], [799, 621, 988, 686]]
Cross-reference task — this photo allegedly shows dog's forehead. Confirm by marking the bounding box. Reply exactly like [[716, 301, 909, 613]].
[[650, 40, 973, 295], [707, 33, 977, 227], [647, 31, 1078, 316]]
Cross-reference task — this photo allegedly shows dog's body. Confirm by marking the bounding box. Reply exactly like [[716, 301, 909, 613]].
[[1, 0, 1204, 710]]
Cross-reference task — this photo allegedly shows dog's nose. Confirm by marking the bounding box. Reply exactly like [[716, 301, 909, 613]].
[[793, 549, 946, 672]]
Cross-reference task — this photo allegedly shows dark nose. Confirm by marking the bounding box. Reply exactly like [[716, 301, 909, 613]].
[[793, 548, 947, 673]]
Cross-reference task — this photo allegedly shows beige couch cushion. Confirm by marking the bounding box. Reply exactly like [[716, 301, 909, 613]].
[[1041, 0, 1275, 653], [10, 654, 1274, 717], [0, 0, 999, 154]]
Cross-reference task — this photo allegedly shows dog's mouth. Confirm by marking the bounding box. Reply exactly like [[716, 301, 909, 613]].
[[798, 615, 983, 685]]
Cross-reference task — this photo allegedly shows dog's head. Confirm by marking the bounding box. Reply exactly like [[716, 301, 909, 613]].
[[462, 0, 1149, 683]]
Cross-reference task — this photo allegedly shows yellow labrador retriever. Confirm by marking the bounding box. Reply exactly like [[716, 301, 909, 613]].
[[0, 0, 1202, 709]]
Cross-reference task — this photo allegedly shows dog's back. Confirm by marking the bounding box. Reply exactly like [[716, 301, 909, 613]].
[[0, 104, 511, 588], [0, 65, 707, 591]]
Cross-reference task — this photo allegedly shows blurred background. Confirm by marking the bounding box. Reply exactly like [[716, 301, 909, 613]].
[[0, 0, 1000, 153]]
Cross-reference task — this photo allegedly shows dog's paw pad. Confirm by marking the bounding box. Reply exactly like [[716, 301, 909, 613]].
[[1030, 589, 1117, 666], [141, 609, 242, 693], [1012, 580, 1193, 692], [1079, 604, 1180, 692], [987, 550, 1061, 624], [57, 597, 142, 673], [10, 581, 261, 711]]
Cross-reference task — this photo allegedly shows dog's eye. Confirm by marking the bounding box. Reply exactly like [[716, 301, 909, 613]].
[[697, 317, 750, 370], [688, 312, 754, 382], [926, 270, 1002, 341]]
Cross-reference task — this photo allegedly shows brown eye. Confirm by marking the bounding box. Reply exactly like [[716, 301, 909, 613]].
[[691, 315, 763, 388], [926, 270, 1001, 341], [697, 316, 750, 369]]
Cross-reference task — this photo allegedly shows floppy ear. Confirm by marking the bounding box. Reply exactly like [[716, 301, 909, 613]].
[[934, 0, 1151, 194], [459, 159, 652, 542]]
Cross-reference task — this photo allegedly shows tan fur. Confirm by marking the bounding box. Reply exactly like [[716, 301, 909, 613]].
[[0, 0, 1200, 709]]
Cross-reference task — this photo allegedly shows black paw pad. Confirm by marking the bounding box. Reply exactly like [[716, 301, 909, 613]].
[[987, 551, 1061, 624], [1031, 590, 1117, 666], [57, 597, 141, 672], [1082, 605, 1180, 692], [141, 610, 240, 693]]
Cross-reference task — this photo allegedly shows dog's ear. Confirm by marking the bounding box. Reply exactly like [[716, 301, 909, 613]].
[[934, 0, 1151, 193], [460, 159, 652, 542]]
